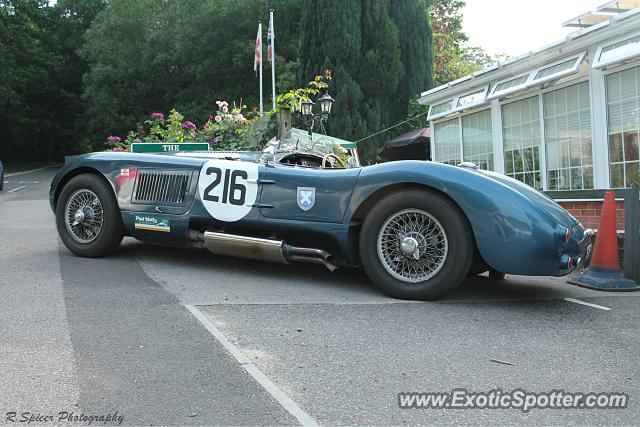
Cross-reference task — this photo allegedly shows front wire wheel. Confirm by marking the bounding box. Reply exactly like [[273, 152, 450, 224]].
[[65, 189, 104, 243], [359, 189, 473, 300], [56, 174, 124, 258]]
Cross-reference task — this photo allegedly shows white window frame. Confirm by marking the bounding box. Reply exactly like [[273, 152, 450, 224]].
[[601, 60, 640, 188], [427, 85, 489, 120], [427, 99, 456, 120], [593, 32, 640, 69], [499, 94, 545, 190], [431, 106, 493, 168], [531, 51, 587, 86], [488, 52, 587, 100], [488, 73, 531, 100]]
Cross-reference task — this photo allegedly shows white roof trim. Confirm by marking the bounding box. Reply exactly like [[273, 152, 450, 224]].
[[593, 31, 640, 68], [418, 9, 640, 105], [427, 86, 489, 120]]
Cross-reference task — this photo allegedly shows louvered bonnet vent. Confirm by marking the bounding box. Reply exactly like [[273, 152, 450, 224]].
[[133, 170, 191, 205]]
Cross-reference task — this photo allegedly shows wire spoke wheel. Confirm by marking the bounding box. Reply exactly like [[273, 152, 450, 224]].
[[64, 189, 104, 244], [376, 208, 448, 283]]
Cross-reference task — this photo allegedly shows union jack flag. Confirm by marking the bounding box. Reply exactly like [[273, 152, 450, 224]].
[[267, 14, 274, 63], [254, 23, 262, 73]]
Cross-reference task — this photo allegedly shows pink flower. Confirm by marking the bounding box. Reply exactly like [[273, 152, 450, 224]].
[[113, 147, 124, 152], [222, 106, 229, 113], [216, 100, 229, 109], [106, 135, 121, 144], [181, 121, 196, 130], [235, 114, 245, 121], [150, 112, 164, 120], [214, 115, 222, 122]]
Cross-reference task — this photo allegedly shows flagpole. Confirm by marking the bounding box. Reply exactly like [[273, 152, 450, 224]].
[[270, 9, 276, 111], [258, 21, 264, 116]]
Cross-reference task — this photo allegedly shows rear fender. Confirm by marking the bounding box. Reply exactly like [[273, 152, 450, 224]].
[[346, 161, 565, 275]]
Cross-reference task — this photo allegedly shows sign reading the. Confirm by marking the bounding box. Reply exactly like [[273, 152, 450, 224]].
[[130, 143, 209, 153]]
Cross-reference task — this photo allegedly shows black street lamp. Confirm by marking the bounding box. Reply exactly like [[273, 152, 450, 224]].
[[297, 92, 335, 140]]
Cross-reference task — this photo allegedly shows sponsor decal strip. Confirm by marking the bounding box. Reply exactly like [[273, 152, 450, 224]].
[[134, 224, 170, 232], [134, 215, 171, 233]]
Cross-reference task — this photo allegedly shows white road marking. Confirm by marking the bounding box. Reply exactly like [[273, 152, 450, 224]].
[[8, 185, 27, 193], [5, 166, 53, 177], [185, 304, 318, 427], [564, 298, 611, 311]]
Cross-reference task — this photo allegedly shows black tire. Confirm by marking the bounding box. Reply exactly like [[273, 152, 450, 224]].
[[55, 173, 124, 257], [359, 189, 474, 300]]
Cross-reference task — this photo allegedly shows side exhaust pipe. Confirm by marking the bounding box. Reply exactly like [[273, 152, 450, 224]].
[[188, 230, 337, 271]]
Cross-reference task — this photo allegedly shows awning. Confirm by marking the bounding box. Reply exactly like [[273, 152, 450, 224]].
[[378, 128, 431, 162]]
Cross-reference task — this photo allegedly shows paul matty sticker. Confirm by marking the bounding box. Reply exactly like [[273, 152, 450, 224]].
[[134, 214, 171, 232]]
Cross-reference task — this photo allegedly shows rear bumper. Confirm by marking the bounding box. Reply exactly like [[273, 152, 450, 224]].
[[558, 228, 593, 276]]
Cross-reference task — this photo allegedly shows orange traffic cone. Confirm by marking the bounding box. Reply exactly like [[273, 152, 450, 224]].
[[568, 190, 639, 291]]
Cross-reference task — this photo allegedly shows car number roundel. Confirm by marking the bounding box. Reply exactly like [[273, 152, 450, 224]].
[[198, 159, 258, 222]]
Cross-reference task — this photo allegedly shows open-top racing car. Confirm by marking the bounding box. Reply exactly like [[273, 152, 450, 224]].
[[50, 129, 589, 300]]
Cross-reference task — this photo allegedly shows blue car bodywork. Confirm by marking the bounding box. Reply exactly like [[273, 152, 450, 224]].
[[49, 150, 588, 278]]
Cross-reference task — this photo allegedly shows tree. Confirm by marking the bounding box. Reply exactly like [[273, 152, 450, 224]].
[[299, 0, 431, 161], [429, 0, 505, 86], [0, 0, 101, 163], [81, 0, 302, 147]]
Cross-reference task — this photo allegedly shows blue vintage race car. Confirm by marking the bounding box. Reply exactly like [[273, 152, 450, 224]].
[[50, 129, 589, 300]]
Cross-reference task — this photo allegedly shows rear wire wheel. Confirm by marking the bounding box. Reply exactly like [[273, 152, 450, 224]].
[[359, 189, 474, 300]]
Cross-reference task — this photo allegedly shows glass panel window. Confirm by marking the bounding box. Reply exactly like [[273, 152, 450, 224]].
[[595, 34, 640, 69], [543, 81, 594, 190], [535, 58, 578, 80], [502, 96, 542, 189], [456, 88, 486, 109], [434, 118, 461, 166], [606, 66, 640, 188], [428, 99, 455, 120], [495, 75, 528, 93], [462, 110, 493, 170], [533, 53, 586, 86]]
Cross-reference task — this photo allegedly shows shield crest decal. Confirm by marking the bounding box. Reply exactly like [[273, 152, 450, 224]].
[[297, 187, 315, 211]]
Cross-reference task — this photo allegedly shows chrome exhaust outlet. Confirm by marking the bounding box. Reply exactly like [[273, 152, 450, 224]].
[[284, 245, 337, 271], [203, 231, 288, 263], [190, 230, 337, 271]]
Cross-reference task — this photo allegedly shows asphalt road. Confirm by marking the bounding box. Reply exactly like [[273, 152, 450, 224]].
[[1, 167, 638, 425]]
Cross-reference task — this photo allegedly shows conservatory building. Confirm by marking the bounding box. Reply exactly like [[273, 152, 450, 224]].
[[419, 1, 640, 193]]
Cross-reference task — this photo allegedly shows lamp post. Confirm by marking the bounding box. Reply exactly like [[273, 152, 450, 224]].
[[298, 92, 335, 140]]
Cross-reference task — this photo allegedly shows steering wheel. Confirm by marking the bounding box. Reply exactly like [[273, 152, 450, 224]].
[[321, 153, 345, 169]]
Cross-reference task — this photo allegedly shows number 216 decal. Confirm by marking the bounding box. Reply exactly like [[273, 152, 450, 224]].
[[198, 160, 258, 222]]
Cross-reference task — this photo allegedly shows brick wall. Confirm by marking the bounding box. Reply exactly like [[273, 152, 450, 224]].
[[557, 200, 625, 230]]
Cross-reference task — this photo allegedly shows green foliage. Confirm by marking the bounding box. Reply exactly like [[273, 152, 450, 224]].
[[109, 104, 262, 152], [1, 0, 435, 163], [429, 0, 506, 86], [82, 0, 302, 149], [275, 74, 329, 111], [0, 0, 105, 163], [298, 0, 432, 162]]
